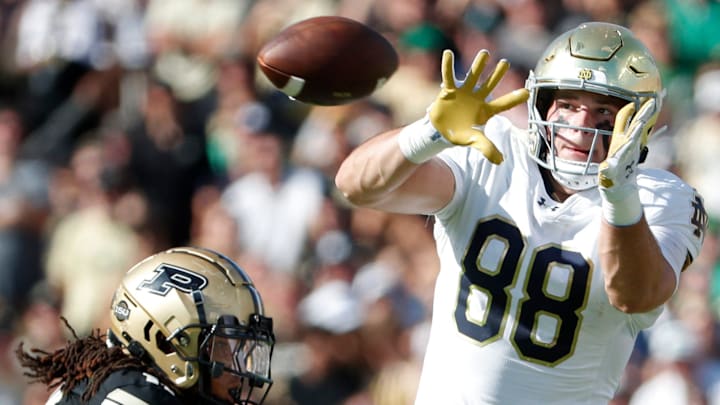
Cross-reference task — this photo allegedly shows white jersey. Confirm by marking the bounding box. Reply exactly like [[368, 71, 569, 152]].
[[415, 116, 706, 405]]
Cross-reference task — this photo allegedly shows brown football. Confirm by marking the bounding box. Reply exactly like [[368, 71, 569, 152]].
[[256, 16, 398, 106]]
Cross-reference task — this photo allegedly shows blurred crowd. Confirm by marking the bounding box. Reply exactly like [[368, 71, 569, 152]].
[[0, 0, 718, 404]]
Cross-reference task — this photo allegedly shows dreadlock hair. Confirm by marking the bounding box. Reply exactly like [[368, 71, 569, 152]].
[[16, 317, 180, 401]]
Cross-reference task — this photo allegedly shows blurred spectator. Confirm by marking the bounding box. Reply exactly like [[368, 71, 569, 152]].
[[43, 139, 141, 336], [347, 206, 390, 253], [291, 100, 394, 180], [675, 64, 720, 223], [0, 323, 21, 405], [221, 101, 325, 275], [0, 1, 23, 92], [492, 0, 558, 73], [557, 0, 629, 28], [144, 0, 252, 105], [0, 106, 49, 332], [351, 261, 425, 405], [373, 22, 453, 125], [190, 185, 239, 256], [452, 2, 503, 71], [123, 76, 213, 247], [20, 68, 121, 166], [629, 319, 706, 405], [12, 0, 100, 127], [382, 215, 440, 308], [14, 0, 137, 71], [9, 283, 65, 405], [362, 0, 436, 36], [626, 1, 678, 171], [205, 55, 266, 178], [11, 0, 145, 134], [286, 279, 370, 405]]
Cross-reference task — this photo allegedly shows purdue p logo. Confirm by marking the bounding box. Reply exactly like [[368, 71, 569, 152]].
[[139, 264, 209, 296], [578, 69, 593, 80]]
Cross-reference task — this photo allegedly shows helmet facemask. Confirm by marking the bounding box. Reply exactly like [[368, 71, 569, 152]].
[[168, 313, 275, 405], [527, 82, 636, 190]]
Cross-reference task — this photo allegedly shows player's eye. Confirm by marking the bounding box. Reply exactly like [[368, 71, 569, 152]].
[[556, 101, 577, 111], [597, 107, 615, 116]]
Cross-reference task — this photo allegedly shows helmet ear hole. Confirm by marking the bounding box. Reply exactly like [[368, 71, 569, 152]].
[[156, 330, 175, 355]]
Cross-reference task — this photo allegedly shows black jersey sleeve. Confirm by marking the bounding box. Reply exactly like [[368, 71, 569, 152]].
[[46, 369, 185, 405]]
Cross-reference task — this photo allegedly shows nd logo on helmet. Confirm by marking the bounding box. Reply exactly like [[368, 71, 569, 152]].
[[578, 69, 593, 80], [138, 264, 209, 296]]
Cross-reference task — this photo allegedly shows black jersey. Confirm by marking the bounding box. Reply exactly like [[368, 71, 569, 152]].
[[46, 368, 184, 405]]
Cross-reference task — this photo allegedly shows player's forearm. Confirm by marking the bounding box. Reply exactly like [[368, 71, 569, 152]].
[[599, 216, 676, 313], [335, 127, 455, 214], [335, 129, 418, 207]]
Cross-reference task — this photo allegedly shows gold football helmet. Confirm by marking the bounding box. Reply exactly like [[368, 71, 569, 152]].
[[109, 247, 274, 405], [525, 22, 663, 190]]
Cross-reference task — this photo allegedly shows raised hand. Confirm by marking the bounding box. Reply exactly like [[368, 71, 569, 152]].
[[599, 98, 658, 195], [429, 49, 529, 164], [597, 98, 659, 226]]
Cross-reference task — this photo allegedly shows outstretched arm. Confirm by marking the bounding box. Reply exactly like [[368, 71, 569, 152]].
[[335, 127, 455, 214], [335, 49, 528, 214]]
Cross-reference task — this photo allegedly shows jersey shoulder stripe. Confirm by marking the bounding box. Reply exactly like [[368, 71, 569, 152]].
[[102, 388, 151, 405]]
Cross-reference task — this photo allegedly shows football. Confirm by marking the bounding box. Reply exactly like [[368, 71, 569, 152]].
[[256, 16, 398, 106]]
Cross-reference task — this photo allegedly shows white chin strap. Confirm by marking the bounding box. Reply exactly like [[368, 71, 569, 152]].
[[549, 158, 599, 191]]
